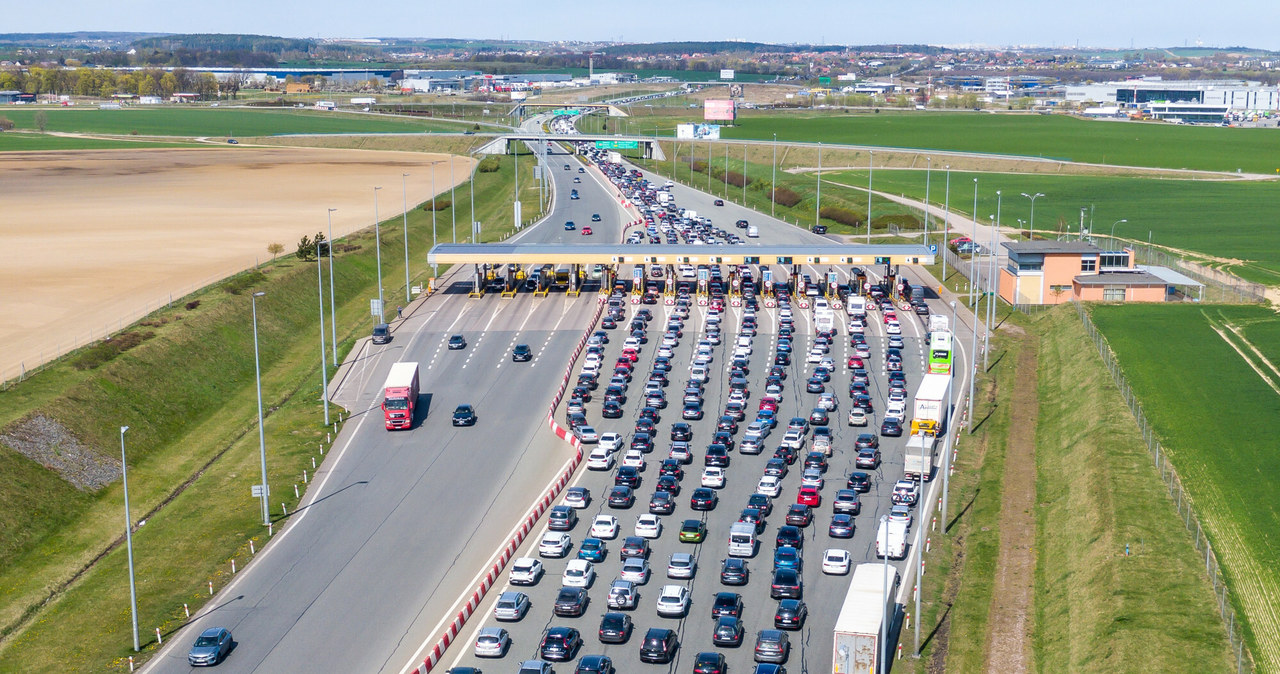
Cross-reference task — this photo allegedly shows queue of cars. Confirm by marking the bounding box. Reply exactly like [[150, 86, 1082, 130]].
[[445, 259, 927, 674]]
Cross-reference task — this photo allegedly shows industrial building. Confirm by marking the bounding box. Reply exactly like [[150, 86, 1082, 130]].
[[1065, 78, 1280, 122]]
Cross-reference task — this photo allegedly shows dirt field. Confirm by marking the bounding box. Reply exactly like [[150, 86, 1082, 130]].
[[0, 146, 472, 382]]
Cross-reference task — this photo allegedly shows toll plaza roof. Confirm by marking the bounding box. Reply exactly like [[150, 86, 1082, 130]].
[[426, 243, 935, 267]]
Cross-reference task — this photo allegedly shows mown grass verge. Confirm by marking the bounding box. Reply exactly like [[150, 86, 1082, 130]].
[[0, 151, 546, 672], [1034, 306, 1233, 672]]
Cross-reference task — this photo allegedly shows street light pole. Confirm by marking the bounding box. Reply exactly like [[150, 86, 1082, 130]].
[[986, 192, 1002, 370], [815, 142, 822, 229], [121, 425, 139, 653], [771, 133, 777, 218], [251, 291, 270, 525], [742, 143, 747, 203], [470, 158, 477, 243], [944, 300, 957, 524], [401, 173, 411, 303], [924, 156, 932, 246], [866, 150, 875, 244], [941, 167, 951, 283], [1021, 192, 1044, 239], [450, 159, 457, 243], [431, 167, 438, 276], [1109, 218, 1129, 245], [315, 229, 330, 427], [326, 208, 338, 367], [970, 178, 979, 306], [372, 186, 384, 323]]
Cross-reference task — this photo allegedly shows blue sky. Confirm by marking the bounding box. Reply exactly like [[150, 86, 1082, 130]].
[[10, 0, 1280, 51]]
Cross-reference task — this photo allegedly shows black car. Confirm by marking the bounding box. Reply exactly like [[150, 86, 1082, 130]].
[[452, 404, 477, 426], [650, 490, 676, 515], [711, 592, 744, 619], [620, 536, 650, 559], [598, 612, 633, 644], [670, 423, 693, 441], [693, 651, 728, 674], [764, 458, 788, 478], [804, 452, 827, 472], [716, 415, 738, 434], [748, 493, 773, 515], [770, 568, 803, 599], [615, 466, 641, 488], [705, 445, 730, 467], [690, 487, 719, 511], [881, 419, 904, 437], [655, 474, 680, 495], [448, 334, 466, 350], [712, 616, 745, 647], [631, 433, 654, 453], [833, 489, 862, 515], [601, 401, 624, 419], [659, 459, 684, 479], [785, 504, 812, 527], [846, 471, 872, 493], [575, 654, 615, 674], [775, 525, 803, 549], [712, 430, 735, 451], [513, 344, 532, 362], [554, 588, 590, 617], [774, 352, 791, 366], [639, 628, 679, 664], [540, 626, 583, 661], [607, 486, 635, 509], [774, 599, 808, 630], [812, 224, 828, 234], [720, 558, 749, 585]]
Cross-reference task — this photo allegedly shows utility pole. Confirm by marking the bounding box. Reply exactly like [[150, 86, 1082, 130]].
[[815, 142, 822, 229], [866, 150, 874, 243], [941, 167, 950, 283], [986, 192, 1001, 370]]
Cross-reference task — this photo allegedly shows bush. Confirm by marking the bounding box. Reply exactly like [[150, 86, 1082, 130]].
[[184, 300, 201, 311], [876, 213, 921, 231], [476, 156, 501, 173], [222, 271, 268, 295], [0, 116, 13, 131], [819, 205, 864, 227], [422, 199, 452, 211], [72, 331, 155, 371], [723, 170, 752, 188], [770, 186, 803, 207]]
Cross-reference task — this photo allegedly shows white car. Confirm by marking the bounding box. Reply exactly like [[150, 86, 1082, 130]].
[[509, 557, 544, 585], [620, 556, 650, 584], [587, 448, 615, 471], [848, 408, 869, 427], [885, 403, 907, 423], [667, 552, 696, 579], [655, 584, 691, 617], [591, 515, 620, 539], [622, 449, 646, 470], [701, 466, 726, 488], [689, 365, 709, 382], [599, 433, 623, 452], [801, 467, 825, 489], [474, 626, 511, 657], [727, 389, 747, 405], [849, 318, 865, 332], [806, 349, 824, 364], [623, 337, 642, 350], [538, 532, 571, 558], [562, 559, 596, 588], [818, 392, 838, 411], [657, 345, 675, 358], [822, 549, 852, 575], [889, 503, 913, 526], [732, 346, 751, 359], [583, 352, 603, 366], [781, 429, 805, 450], [635, 514, 663, 538], [756, 475, 782, 497], [887, 389, 907, 405], [819, 356, 835, 370], [692, 352, 712, 367], [886, 321, 902, 335]]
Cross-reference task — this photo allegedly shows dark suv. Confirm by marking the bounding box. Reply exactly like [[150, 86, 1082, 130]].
[[639, 627, 679, 663]]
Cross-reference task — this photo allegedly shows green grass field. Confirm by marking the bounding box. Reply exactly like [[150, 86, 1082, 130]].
[[820, 169, 1280, 286], [717, 112, 1280, 174], [0, 154, 545, 671], [1091, 304, 1280, 672], [0, 133, 198, 151], [0, 107, 472, 138]]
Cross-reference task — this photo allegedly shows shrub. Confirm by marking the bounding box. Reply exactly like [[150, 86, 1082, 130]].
[[819, 205, 863, 227], [770, 186, 803, 207], [876, 213, 921, 231], [72, 331, 155, 371], [222, 271, 268, 295], [184, 300, 201, 311], [723, 170, 751, 188], [422, 199, 452, 211], [0, 116, 13, 131], [476, 156, 501, 173]]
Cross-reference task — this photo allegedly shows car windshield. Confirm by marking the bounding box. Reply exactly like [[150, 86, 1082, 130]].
[[384, 397, 409, 410], [194, 635, 220, 646]]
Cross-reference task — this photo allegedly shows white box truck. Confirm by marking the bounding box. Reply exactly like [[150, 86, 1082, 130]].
[[746, 225, 759, 238], [911, 373, 952, 436], [832, 563, 900, 674], [903, 433, 937, 481], [815, 307, 836, 333], [876, 519, 909, 559], [728, 521, 757, 557], [928, 314, 949, 334]]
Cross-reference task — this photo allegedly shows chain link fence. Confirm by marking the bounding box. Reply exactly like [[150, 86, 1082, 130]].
[[1088, 235, 1264, 304], [1075, 301, 1253, 673]]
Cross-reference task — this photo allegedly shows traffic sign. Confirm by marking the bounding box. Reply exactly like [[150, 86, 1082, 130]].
[[595, 140, 639, 150], [370, 299, 383, 317], [929, 244, 938, 255]]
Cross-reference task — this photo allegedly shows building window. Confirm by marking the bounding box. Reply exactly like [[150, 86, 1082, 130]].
[[1100, 252, 1129, 270], [1103, 286, 1126, 301], [1081, 258, 1097, 272]]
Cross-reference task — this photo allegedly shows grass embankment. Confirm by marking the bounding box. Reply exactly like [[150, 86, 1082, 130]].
[[0, 155, 544, 672], [1092, 304, 1280, 672], [821, 168, 1280, 286], [0, 107, 470, 137], [1035, 306, 1234, 671]]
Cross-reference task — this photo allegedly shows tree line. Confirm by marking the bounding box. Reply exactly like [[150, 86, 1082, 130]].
[[0, 66, 222, 98]]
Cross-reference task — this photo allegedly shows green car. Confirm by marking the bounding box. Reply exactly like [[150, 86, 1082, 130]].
[[679, 519, 706, 543]]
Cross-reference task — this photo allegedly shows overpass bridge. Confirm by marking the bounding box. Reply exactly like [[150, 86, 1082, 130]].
[[474, 133, 667, 160], [509, 102, 628, 117]]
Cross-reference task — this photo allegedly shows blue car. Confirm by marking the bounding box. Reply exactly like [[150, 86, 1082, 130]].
[[773, 545, 802, 571], [578, 537, 608, 562], [187, 627, 233, 666], [564, 221, 576, 231]]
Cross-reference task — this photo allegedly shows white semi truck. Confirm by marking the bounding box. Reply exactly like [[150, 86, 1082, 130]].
[[832, 563, 900, 674]]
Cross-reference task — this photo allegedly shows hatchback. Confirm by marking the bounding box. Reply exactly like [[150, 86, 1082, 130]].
[[187, 627, 233, 666]]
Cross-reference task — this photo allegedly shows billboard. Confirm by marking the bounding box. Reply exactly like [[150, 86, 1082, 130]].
[[720, 69, 735, 80], [510, 91, 528, 101], [676, 123, 721, 140], [728, 83, 744, 98], [704, 99, 736, 121]]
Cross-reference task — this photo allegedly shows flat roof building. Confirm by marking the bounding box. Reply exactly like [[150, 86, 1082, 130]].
[[998, 240, 1195, 304]]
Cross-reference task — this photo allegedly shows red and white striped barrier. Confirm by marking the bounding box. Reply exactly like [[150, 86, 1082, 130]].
[[414, 299, 606, 673]]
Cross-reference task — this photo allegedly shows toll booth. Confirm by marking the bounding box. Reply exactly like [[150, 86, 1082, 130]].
[[854, 269, 869, 297], [630, 267, 644, 304], [533, 263, 553, 297], [469, 264, 487, 298], [501, 263, 520, 298], [567, 264, 583, 297]]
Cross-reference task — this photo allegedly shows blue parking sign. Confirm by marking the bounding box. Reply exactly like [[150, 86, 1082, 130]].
[[929, 244, 938, 255]]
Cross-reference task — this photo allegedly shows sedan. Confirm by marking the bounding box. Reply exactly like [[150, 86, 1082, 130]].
[[448, 335, 466, 350], [635, 514, 662, 538], [493, 591, 531, 621], [553, 588, 589, 618], [690, 487, 719, 511], [756, 475, 782, 497], [822, 548, 852, 575], [539, 626, 582, 660], [578, 537, 608, 563], [649, 491, 676, 515], [682, 402, 704, 420], [832, 489, 862, 515], [474, 626, 511, 657], [846, 472, 872, 493], [575, 655, 614, 673], [829, 513, 855, 538], [186, 627, 233, 666], [607, 486, 635, 509], [590, 515, 619, 539], [598, 612, 633, 644], [712, 616, 745, 647], [856, 448, 882, 469], [620, 536, 650, 560], [702, 467, 726, 488], [679, 519, 707, 542], [784, 504, 812, 527], [452, 404, 477, 426]]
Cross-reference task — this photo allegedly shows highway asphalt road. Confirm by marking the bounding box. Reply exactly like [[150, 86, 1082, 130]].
[[442, 285, 953, 673]]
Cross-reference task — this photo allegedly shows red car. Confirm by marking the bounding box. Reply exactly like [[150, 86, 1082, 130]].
[[796, 486, 821, 507], [581, 226, 593, 235], [759, 399, 779, 413], [950, 236, 972, 246], [621, 348, 640, 362], [883, 311, 897, 324], [847, 356, 864, 369]]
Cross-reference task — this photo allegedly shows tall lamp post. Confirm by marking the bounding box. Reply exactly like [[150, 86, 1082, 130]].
[[815, 142, 822, 229], [969, 178, 979, 306], [372, 186, 385, 323], [941, 166, 951, 283], [251, 291, 270, 525], [401, 174, 411, 303], [314, 233, 330, 427], [450, 159, 457, 243], [943, 300, 957, 526], [923, 156, 932, 246], [866, 150, 875, 244], [986, 192, 1002, 370], [121, 425, 139, 653], [1109, 218, 1128, 245], [1021, 192, 1044, 240], [326, 208, 338, 367], [771, 133, 777, 218]]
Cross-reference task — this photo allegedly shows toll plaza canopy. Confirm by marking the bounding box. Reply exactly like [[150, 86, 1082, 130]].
[[426, 243, 936, 267]]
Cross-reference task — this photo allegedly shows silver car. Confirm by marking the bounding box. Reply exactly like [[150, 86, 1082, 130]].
[[667, 552, 696, 579], [187, 627, 233, 666], [474, 626, 511, 657], [493, 591, 531, 621]]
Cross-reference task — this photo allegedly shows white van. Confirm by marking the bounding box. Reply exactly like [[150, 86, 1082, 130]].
[[689, 365, 709, 383], [876, 520, 909, 559], [746, 226, 759, 238], [728, 521, 757, 557]]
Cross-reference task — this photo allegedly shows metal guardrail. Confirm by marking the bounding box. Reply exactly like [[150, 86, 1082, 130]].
[[1074, 301, 1253, 673]]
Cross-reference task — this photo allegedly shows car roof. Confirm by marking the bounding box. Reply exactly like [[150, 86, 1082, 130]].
[[199, 627, 226, 637]]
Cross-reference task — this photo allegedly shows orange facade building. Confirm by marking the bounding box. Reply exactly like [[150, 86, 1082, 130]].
[[998, 240, 1175, 304]]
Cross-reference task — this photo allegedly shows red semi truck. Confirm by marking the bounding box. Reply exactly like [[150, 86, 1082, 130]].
[[382, 361, 420, 430]]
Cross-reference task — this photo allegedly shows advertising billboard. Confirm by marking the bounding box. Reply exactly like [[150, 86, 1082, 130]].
[[704, 99, 736, 121], [676, 123, 722, 140], [720, 69, 735, 80], [728, 83, 744, 98], [510, 91, 528, 101]]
